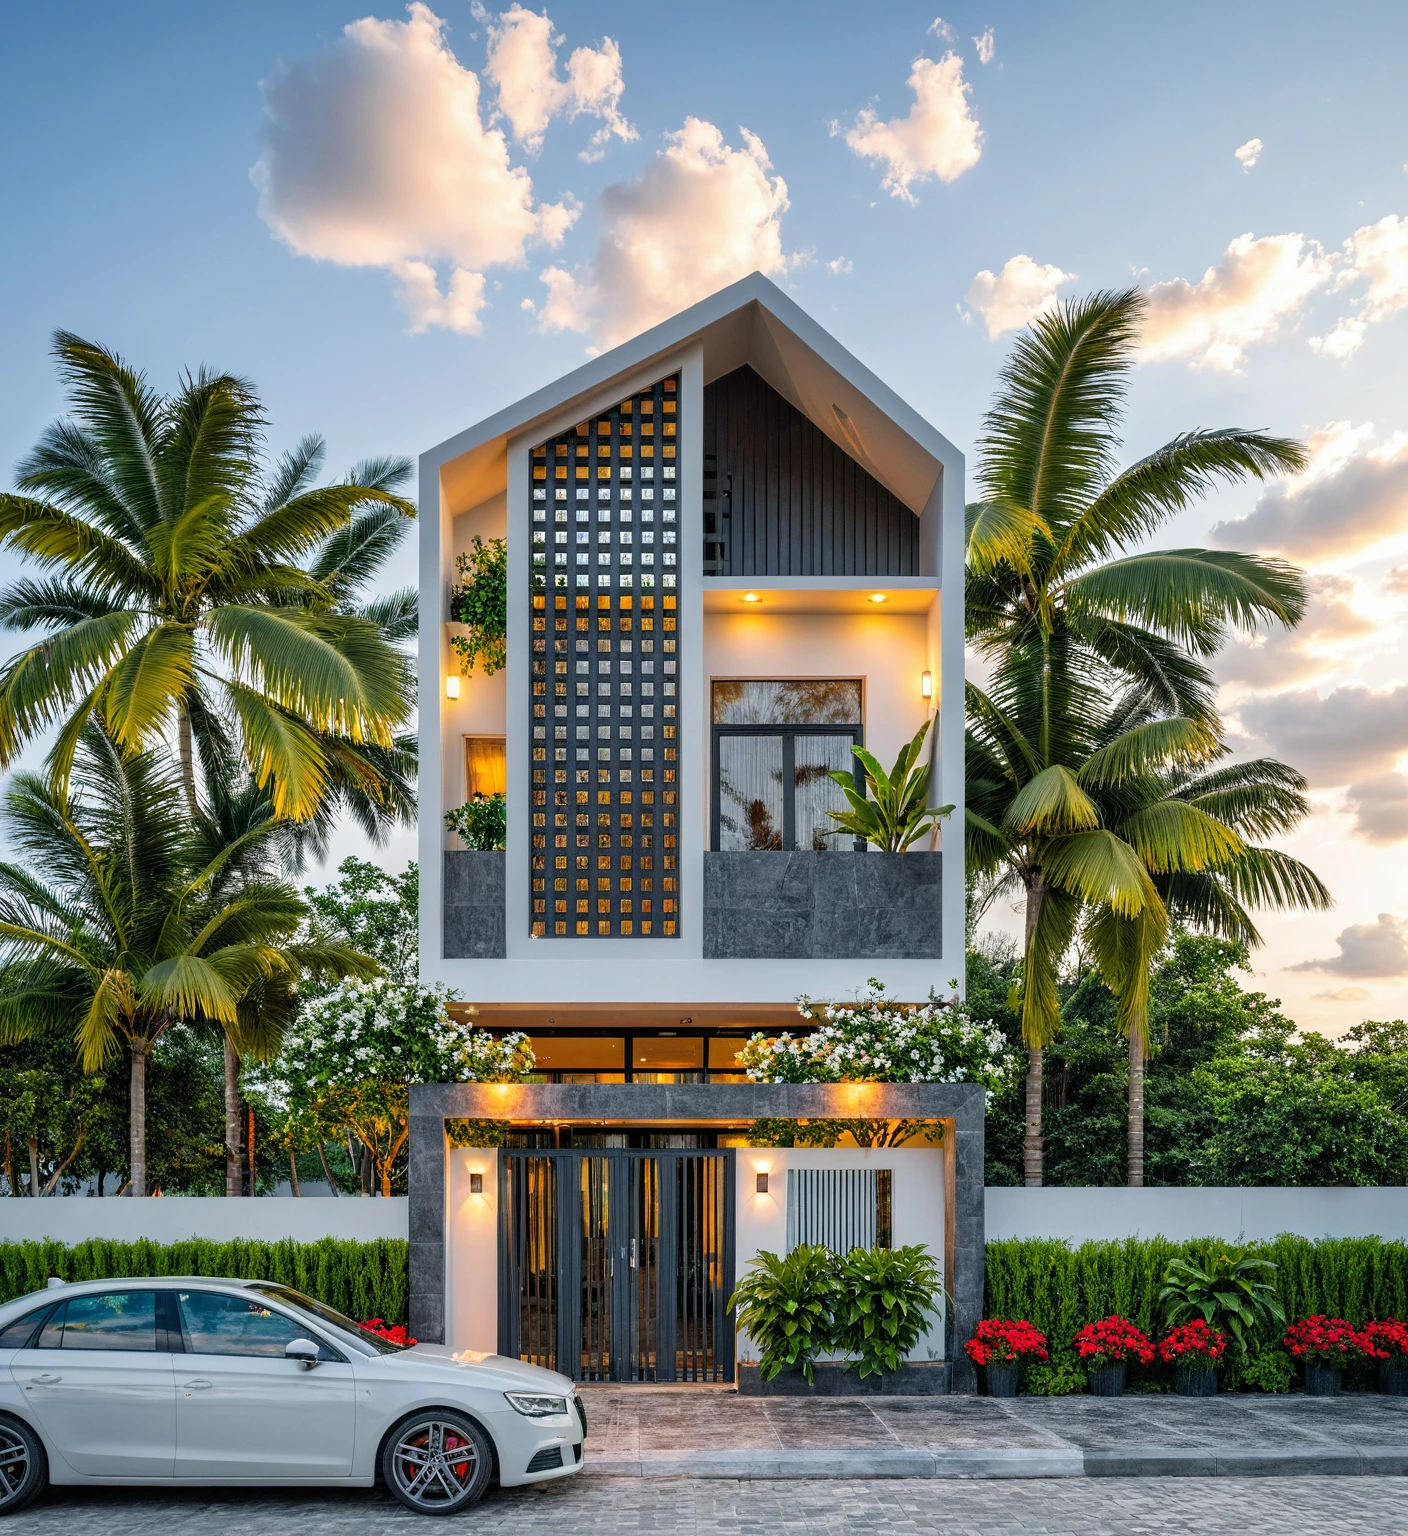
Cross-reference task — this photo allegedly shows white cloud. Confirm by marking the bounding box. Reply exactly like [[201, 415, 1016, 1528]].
[[838, 52, 982, 203], [973, 27, 995, 64], [1140, 232, 1332, 371], [483, 3, 635, 160], [1290, 913, 1408, 976], [928, 17, 955, 43], [1217, 572, 1377, 692], [252, 2, 573, 332], [826, 256, 854, 276], [1311, 214, 1408, 361], [1341, 774, 1408, 845], [1313, 985, 1372, 1003], [1212, 420, 1408, 562], [1234, 137, 1263, 170], [1240, 683, 1408, 788], [529, 118, 793, 350], [967, 255, 1076, 338]]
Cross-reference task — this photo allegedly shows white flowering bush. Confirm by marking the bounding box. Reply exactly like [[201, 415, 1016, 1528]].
[[740, 979, 1014, 1103], [277, 979, 533, 1194]]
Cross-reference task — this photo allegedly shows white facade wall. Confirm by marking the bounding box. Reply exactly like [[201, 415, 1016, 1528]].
[[0, 1198, 409, 1246], [986, 1186, 1408, 1244]]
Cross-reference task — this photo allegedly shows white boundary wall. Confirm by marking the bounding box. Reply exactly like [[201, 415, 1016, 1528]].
[[986, 1187, 1408, 1244], [0, 1197, 408, 1246]]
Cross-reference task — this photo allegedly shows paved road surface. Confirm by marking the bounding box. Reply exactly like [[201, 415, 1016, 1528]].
[[8, 1475, 1408, 1534]]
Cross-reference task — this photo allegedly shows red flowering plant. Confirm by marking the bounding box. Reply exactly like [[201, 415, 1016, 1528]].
[[360, 1318, 418, 1348], [1282, 1316, 1378, 1366], [1157, 1319, 1227, 1366], [964, 1318, 1050, 1367], [1364, 1320, 1408, 1359], [1073, 1316, 1155, 1368]]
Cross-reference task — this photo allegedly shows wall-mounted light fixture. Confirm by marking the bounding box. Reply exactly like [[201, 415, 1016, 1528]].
[[445, 675, 461, 700], [741, 592, 761, 604], [868, 592, 887, 604], [469, 1172, 484, 1194], [921, 670, 933, 699], [755, 1171, 769, 1195]]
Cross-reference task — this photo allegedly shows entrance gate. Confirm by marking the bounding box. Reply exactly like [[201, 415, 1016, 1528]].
[[498, 1150, 735, 1383]]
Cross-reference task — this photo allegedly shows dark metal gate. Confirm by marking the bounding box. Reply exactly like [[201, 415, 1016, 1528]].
[[498, 1150, 735, 1383]]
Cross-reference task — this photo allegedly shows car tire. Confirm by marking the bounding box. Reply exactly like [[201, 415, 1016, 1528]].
[[0, 1414, 47, 1517], [382, 1410, 493, 1515]]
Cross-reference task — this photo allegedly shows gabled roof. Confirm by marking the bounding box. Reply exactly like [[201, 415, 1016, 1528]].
[[423, 272, 959, 516]]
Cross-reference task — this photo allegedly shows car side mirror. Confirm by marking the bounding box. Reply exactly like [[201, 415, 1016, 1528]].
[[286, 1338, 321, 1369]]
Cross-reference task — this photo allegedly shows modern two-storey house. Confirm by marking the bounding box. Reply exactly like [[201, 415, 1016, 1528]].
[[409, 273, 979, 1388]]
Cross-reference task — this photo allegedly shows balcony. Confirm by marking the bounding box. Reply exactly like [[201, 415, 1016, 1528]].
[[702, 850, 942, 961]]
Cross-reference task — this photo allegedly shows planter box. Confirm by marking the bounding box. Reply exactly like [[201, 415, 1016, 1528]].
[[703, 851, 942, 960], [1381, 1360, 1408, 1396], [443, 850, 506, 959], [1304, 1364, 1342, 1397], [736, 1361, 951, 1396], [1088, 1362, 1127, 1397], [1173, 1363, 1219, 1397], [984, 1362, 1020, 1398]]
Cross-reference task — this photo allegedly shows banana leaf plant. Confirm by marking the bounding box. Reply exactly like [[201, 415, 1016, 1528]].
[[826, 719, 953, 852]]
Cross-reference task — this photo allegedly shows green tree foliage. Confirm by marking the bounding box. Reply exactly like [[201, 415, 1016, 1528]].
[[0, 1238, 409, 1325], [977, 933, 1408, 1187], [302, 857, 419, 986], [0, 332, 416, 824], [449, 535, 508, 675]]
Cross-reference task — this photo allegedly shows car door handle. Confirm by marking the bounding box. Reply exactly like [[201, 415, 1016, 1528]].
[[182, 1380, 213, 1391], [30, 1374, 61, 1385]]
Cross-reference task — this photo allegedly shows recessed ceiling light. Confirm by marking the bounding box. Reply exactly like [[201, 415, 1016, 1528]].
[[742, 592, 761, 603], [868, 593, 887, 603]]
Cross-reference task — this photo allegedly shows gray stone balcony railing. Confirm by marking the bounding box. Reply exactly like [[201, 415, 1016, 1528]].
[[443, 850, 506, 958], [703, 850, 941, 960]]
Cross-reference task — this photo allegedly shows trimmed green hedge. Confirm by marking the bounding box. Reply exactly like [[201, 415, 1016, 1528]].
[[0, 1239, 409, 1326], [985, 1235, 1408, 1392]]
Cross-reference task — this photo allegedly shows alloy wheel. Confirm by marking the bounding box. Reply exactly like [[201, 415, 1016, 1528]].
[[387, 1418, 483, 1511]]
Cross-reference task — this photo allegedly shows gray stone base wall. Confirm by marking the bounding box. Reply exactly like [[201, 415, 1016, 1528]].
[[443, 850, 506, 959], [703, 850, 941, 959]]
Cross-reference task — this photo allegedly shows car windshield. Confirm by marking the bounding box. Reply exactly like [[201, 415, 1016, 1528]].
[[245, 1284, 408, 1355]]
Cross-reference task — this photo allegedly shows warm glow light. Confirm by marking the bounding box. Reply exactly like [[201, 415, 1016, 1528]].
[[921, 670, 933, 699], [445, 675, 461, 700], [742, 592, 761, 603], [469, 1172, 484, 1195], [755, 1171, 769, 1195], [868, 592, 887, 603]]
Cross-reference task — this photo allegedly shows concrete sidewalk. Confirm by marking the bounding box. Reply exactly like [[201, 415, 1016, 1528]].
[[577, 1388, 1408, 1480]]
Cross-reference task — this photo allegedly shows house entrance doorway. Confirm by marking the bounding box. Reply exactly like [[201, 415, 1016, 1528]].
[[498, 1149, 735, 1383]]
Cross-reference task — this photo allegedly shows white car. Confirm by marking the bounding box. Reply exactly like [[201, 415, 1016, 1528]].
[[0, 1276, 585, 1515]]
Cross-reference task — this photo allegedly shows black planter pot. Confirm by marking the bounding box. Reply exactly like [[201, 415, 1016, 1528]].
[[1380, 1359, 1408, 1397], [1173, 1362, 1219, 1397], [1304, 1364, 1342, 1397], [985, 1362, 1020, 1398], [1088, 1362, 1127, 1397]]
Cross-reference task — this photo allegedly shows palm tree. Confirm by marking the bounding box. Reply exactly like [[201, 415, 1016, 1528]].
[[0, 725, 374, 1195], [0, 332, 416, 823], [966, 288, 1324, 1185]]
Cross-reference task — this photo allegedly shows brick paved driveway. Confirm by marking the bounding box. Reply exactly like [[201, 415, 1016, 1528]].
[[8, 1476, 1408, 1534]]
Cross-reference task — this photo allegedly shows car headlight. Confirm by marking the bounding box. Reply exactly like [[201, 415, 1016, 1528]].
[[504, 1392, 569, 1418]]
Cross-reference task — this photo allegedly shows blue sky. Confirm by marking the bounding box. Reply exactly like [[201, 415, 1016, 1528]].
[[3, 1, 1408, 1031]]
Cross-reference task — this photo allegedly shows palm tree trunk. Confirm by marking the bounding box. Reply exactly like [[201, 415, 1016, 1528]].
[[129, 1049, 148, 1197], [1023, 876, 1045, 1187], [1127, 1026, 1146, 1188], [27, 1138, 40, 1198], [225, 1037, 243, 1197], [177, 699, 199, 816]]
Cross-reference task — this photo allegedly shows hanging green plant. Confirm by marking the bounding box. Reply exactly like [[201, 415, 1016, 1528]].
[[449, 535, 508, 675]]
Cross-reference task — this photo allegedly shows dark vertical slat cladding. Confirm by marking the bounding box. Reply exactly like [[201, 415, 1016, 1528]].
[[702, 364, 924, 578]]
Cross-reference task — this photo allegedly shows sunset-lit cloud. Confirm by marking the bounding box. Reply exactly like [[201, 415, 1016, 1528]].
[[1311, 213, 1408, 361], [1290, 912, 1408, 976], [528, 118, 794, 349], [252, 2, 572, 333], [1140, 232, 1332, 371], [838, 49, 982, 203], [967, 254, 1077, 337]]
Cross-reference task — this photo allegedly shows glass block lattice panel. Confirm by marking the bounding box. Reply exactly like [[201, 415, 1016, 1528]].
[[529, 373, 680, 938]]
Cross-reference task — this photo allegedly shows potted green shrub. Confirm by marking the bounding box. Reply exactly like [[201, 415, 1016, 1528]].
[[825, 719, 954, 851], [1365, 1320, 1408, 1396], [1157, 1319, 1227, 1396], [1158, 1250, 1286, 1368], [445, 791, 506, 850], [964, 1318, 1049, 1397], [833, 1245, 944, 1383], [1283, 1316, 1375, 1397], [448, 535, 507, 676], [728, 1245, 838, 1385], [1072, 1316, 1154, 1396]]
